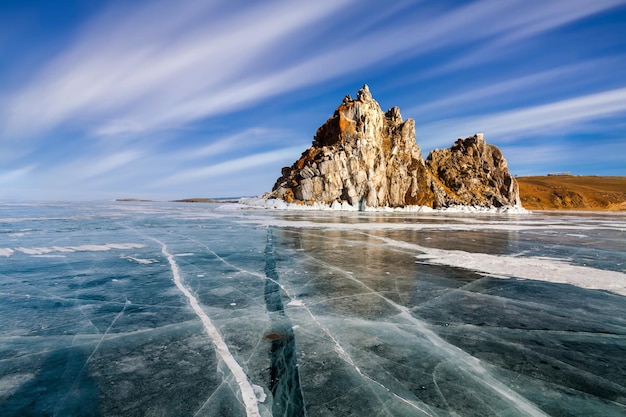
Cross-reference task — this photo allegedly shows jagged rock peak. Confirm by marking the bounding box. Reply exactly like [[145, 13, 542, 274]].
[[270, 85, 439, 207], [425, 133, 521, 208], [268, 86, 522, 209], [356, 84, 373, 101]]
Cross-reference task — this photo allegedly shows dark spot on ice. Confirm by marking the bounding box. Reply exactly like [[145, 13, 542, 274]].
[[264, 331, 287, 341]]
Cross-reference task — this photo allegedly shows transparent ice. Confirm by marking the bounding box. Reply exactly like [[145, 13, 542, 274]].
[[1, 202, 625, 416]]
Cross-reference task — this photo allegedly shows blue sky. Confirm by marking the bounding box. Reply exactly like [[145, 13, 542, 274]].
[[1, 0, 625, 200]]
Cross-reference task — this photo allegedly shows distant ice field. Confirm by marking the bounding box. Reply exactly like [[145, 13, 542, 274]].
[[1, 201, 624, 416]]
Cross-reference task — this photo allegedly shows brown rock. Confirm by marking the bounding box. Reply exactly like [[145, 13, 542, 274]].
[[270, 86, 521, 209], [425, 133, 521, 208]]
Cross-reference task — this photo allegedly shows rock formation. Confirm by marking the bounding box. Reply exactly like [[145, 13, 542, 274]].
[[269, 85, 521, 209], [426, 134, 521, 207]]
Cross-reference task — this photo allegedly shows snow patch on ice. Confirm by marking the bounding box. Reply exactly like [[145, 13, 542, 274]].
[[121, 255, 158, 264], [3, 243, 146, 257], [238, 197, 433, 212], [65, 243, 146, 252], [378, 236, 626, 296], [439, 204, 529, 214], [252, 384, 267, 403], [70, 244, 114, 251], [106, 243, 147, 250], [16, 247, 52, 255], [51, 246, 75, 252], [237, 197, 528, 214]]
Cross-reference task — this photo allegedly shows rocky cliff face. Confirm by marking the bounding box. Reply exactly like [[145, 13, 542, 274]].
[[426, 134, 521, 207], [269, 85, 521, 209]]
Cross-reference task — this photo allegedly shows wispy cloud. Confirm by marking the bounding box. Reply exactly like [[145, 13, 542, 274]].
[[407, 59, 614, 118], [489, 0, 625, 45], [1, 1, 624, 199], [3, 0, 623, 141], [419, 0, 626, 76], [158, 146, 304, 186], [2, 0, 356, 138], [80, 150, 144, 179], [0, 165, 36, 184], [38, 150, 145, 193], [171, 128, 295, 161], [418, 87, 626, 147], [501, 138, 626, 176]]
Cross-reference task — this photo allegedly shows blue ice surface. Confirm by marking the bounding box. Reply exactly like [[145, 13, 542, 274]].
[[0, 201, 625, 417]]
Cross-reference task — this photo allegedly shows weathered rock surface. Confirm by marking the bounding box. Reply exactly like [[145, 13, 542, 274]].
[[426, 134, 521, 207], [269, 85, 521, 209]]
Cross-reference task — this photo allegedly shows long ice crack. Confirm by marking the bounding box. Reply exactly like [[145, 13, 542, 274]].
[[152, 237, 262, 417], [302, 250, 549, 417]]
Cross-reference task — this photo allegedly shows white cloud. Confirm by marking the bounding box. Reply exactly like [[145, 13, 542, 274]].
[[4, 0, 624, 141], [407, 61, 600, 117], [420, 0, 626, 75], [84, 151, 144, 178], [0, 165, 37, 184], [93, 119, 148, 136], [158, 145, 304, 186], [171, 128, 292, 161], [52, 150, 144, 183], [491, 0, 626, 45], [500, 144, 574, 174], [2, 0, 356, 138], [2, 0, 625, 200], [501, 138, 626, 176], [418, 87, 626, 147]]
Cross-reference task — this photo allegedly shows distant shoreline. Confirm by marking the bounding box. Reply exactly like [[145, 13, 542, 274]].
[[115, 198, 239, 204], [517, 175, 626, 211], [115, 175, 626, 212], [170, 198, 239, 203]]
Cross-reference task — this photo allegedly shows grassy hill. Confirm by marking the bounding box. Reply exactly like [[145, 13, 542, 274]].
[[517, 176, 626, 211]]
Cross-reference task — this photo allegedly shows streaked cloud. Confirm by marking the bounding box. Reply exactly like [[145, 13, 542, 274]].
[[159, 146, 304, 186], [3, 0, 623, 140], [80, 150, 144, 179], [427, 0, 626, 75], [0, 165, 37, 184], [407, 58, 622, 118], [502, 138, 626, 176], [418, 87, 626, 148], [171, 128, 295, 161], [2, 0, 356, 138], [0, 0, 625, 199]]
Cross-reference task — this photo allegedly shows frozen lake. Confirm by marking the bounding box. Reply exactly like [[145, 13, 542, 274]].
[[1, 202, 625, 416]]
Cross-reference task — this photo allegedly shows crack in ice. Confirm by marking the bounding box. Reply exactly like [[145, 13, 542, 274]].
[[53, 299, 130, 417], [151, 237, 262, 417], [179, 234, 266, 279], [300, 250, 550, 417]]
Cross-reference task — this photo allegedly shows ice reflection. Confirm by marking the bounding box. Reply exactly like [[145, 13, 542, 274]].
[[271, 223, 626, 416], [1, 203, 625, 417], [264, 229, 305, 417]]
